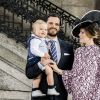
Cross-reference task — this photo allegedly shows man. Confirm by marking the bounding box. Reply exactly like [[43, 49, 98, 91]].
[[26, 13, 74, 100]]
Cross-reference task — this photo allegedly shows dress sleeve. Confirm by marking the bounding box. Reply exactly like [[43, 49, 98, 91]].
[[62, 70, 72, 93], [62, 48, 80, 93], [97, 50, 100, 80]]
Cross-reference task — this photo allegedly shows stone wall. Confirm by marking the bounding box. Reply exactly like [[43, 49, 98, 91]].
[[0, 33, 32, 100], [49, 0, 95, 18]]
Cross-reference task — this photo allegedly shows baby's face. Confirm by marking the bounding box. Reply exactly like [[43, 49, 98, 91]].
[[35, 24, 47, 38]]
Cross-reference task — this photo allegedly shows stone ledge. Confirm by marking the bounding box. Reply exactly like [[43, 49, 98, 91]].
[[0, 45, 26, 72], [0, 90, 31, 100], [0, 33, 27, 59], [0, 59, 32, 88]]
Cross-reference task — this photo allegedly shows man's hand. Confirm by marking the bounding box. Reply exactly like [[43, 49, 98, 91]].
[[40, 57, 53, 66]]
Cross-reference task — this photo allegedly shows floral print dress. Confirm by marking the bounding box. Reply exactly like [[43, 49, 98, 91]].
[[62, 45, 100, 100]]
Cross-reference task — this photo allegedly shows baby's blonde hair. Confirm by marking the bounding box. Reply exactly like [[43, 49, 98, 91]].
[[32, 19, 47, 33]]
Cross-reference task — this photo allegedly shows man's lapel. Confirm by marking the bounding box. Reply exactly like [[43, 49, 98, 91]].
[[57, 39, 63, 65]]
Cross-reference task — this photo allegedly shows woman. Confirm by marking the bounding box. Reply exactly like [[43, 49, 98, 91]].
[[50, 20, 100, 100]]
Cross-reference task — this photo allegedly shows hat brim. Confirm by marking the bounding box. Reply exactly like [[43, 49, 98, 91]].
[[72, 20, 93, 38], [81, 10, 100, 26]]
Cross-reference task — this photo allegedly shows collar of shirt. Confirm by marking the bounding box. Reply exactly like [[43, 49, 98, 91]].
[[31, 33, 45, 41], [46, 36, 58, 43]]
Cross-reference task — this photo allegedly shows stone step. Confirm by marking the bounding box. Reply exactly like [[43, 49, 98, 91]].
[[0, 33, 27, 59], [0, 33, 33, 100], [0, 58, 32, 89], [0, 58, 32, 100], [0, 90, 31, 100], [0, 33, 27, 72], [0, 45, 26, 72]]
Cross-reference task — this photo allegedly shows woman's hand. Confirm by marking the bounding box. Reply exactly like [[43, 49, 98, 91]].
[[49, 61, 63, 75], [49, 61, 58, 70]]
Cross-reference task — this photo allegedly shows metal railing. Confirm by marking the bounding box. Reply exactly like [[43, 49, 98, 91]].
[[0, 0, 80, 48]]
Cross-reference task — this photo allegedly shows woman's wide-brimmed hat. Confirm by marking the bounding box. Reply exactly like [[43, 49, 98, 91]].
[[72, 10, 100, 38], [72, 20, 93, 37]]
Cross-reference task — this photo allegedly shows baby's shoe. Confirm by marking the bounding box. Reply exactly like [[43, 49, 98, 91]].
[[47, 88, 60, 95], [32, 90, 46, 97]]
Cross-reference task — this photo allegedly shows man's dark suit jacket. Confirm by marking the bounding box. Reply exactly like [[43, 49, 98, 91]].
[[26, 39, 74, 100]]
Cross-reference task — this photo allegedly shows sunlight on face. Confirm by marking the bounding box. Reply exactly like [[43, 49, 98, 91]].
[[35, 24, 47, 38], [47, 17, 60, 37]]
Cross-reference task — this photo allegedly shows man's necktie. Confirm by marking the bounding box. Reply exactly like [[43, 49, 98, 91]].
[[49, 40, 57, 63]]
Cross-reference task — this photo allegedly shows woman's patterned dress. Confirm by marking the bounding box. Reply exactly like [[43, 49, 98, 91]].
[[62, 45, 100, 100]]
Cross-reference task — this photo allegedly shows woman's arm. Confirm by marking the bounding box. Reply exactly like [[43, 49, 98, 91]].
[[49, 62, 63, 75], [49, 62, 72, 93]]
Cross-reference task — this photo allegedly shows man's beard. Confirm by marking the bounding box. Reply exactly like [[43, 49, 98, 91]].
[[48, 32, 57, 37], [48, 28, 58, 37]]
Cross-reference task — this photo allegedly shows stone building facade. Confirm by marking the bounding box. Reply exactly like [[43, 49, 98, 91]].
[[50, 0, 96, 18]]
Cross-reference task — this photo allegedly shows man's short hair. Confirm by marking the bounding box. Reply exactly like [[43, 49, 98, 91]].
[[46, 13, 61, 25]]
